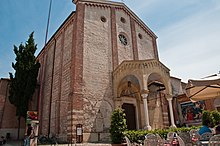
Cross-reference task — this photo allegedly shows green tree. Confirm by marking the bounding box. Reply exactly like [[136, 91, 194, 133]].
[[9, 32, 40, 139]]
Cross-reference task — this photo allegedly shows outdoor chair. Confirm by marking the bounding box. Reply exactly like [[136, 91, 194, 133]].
[[176, 135, 186, 146], [124, 136, 139, 146], [178, 132, 192, 146], [200, 132, 213, 141], [125, 136, 132, 146], [155, 134, 164, 146], [166, 132, 177, 143], [208, 134, 220, 146], [167, 132, 186, 146], [144, 133, 163, 146], [145, 133, 155, 138], [167, 132, 176, 138]]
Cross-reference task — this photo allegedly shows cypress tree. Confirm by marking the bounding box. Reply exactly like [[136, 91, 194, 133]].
[[9, 32, 40, 139]]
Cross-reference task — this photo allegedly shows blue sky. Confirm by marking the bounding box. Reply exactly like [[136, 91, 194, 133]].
[[0, 0, 220, 82]]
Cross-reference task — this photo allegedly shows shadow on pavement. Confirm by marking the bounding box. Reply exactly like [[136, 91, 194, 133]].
[[2, 140, 23, 146]]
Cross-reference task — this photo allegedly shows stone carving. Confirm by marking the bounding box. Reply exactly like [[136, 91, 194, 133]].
[[95, 100, 112, 131], [96, 110, 104, 132], [120, 81, 136, 97]]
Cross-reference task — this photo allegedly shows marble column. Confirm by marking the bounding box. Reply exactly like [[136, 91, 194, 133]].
[[167, 95, 176, 128], [142, 92, 151, 130]]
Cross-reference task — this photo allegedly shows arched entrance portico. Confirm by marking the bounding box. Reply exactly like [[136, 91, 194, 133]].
[[115, 76, 141, 130], [113, 59, 176, 130]]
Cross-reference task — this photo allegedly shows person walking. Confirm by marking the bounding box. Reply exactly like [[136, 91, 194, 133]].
[[24, 124, 34, 146]]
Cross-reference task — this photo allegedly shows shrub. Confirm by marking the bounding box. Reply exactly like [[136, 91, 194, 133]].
[[202, 110, 213, 126], [109, 108, 127, 144], [211, 110, 220, 125], [125, 127, 198, 144], [202, 110, 220, 126]]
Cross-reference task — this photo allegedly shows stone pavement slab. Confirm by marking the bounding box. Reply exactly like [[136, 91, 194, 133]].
[[38, 144, 111, 146], [3, 140, 112, 146], [2, 140, 23, 146]]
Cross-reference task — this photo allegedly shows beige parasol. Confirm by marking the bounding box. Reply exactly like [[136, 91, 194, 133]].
[[185, 74, 220, 102]]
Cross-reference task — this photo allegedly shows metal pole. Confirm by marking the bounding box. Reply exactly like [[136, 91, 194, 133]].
[[45, 0, 52, 45]]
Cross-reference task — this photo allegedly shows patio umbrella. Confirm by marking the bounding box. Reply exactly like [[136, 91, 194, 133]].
[[185, 74, 220, 102]]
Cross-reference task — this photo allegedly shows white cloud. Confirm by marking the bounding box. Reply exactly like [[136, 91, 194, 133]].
[[120, 0, 220, 82], [156, 2, 220, 82]]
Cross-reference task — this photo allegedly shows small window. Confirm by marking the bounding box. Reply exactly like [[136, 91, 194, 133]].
[[100, 16, 106, 22], [118, 34, 128, 46], [138, 33, 142, 39], [120, 17, 126, 23]]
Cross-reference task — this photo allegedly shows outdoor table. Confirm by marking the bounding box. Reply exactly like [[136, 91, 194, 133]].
[[199, 139, 220, 146], [200, 140, 209, 146], [206, 140, 220, 145]]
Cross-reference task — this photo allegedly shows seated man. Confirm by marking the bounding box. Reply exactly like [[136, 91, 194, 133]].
[[198, 119, 212, 135], [215, 125, 220, 134]]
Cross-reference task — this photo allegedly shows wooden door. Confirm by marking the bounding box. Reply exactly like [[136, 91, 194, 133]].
[[122, 103, 136, 130]]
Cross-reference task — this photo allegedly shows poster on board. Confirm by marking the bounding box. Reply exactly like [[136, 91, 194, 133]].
[[180, 101, 205, 123]]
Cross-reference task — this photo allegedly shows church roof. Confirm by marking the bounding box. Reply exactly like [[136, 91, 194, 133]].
[[37, 11, 76, 59]]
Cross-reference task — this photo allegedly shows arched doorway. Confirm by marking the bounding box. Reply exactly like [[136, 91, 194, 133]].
[[122, 103, 136, 130], [147, 73, 167, 129]]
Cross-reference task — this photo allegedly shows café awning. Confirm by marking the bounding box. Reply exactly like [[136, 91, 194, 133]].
[[185, 74, 220, 102]]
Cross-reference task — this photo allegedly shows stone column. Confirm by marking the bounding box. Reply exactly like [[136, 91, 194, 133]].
[[142, 91, 151, 130], [167, 95, 176, 128]]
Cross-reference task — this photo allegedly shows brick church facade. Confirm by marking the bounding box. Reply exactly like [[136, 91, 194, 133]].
[[36, 0, 178, 142], [1, 0, 184, 142]]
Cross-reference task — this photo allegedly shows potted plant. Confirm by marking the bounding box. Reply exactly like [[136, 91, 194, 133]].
[[109, 108, 127, 145]]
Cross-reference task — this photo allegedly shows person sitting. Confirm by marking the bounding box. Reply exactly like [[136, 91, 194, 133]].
[[0, 136, 6, 144], [198, 119, 212, 135], [215, 125, 220, 135]]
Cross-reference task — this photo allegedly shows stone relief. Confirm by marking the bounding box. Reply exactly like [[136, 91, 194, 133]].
[[120, 81, 136, 97], [95, 100, 112, 131]]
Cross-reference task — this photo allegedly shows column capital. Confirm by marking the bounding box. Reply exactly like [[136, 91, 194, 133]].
[[141, 90, 149, 99], [166, 94, 173, 100], [141, 89, 149, 95]]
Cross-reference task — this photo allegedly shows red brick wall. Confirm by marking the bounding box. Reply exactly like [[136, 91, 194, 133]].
[[37, 13, 76, 137], [0, 79, 26, 139]]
